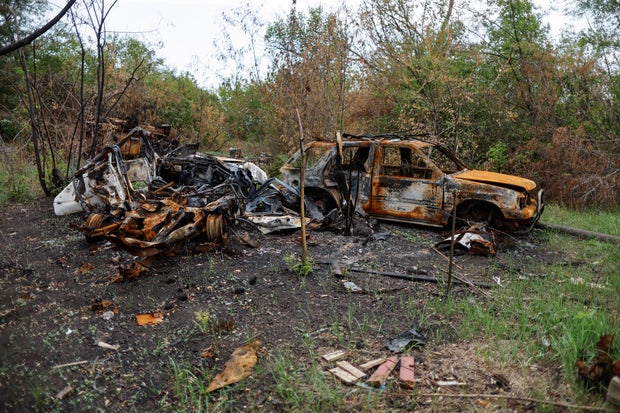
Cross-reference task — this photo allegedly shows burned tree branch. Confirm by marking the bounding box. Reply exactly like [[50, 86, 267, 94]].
[[0, 0, 78, 57]]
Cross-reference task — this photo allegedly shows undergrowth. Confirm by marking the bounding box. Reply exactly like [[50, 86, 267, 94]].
[[0, 152, 42, 205], [424, 221, 620, 397]]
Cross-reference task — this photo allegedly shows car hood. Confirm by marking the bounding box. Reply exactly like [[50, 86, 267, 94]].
[[452, 170, 537, 191]]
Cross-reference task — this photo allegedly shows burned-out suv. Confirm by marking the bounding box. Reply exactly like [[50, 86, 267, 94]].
[[280, 133, 544, 232]]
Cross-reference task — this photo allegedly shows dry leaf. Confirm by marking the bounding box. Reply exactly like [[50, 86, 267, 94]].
[[576, 334, 617, 387], [575, 360, 591, 376], [476, 399, 491, 408], [596, 335, 615, 364], [200, 346, 217, 358], [90, 300, 118, 314], [207, 339, 262, 392], [135, 311, 164, 326], [76, 263, 95, 274]]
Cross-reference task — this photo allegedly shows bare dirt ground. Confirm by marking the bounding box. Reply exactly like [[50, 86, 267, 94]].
[[0, 198, 589, 412]]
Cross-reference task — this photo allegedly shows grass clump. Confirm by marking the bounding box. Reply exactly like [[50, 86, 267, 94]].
[[193, 310, 211, 334], [0, 152, 42, 206], [284, 253, 314, 277]]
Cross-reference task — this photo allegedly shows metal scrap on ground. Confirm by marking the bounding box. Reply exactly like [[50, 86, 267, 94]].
[[54, 120, 329, 266]]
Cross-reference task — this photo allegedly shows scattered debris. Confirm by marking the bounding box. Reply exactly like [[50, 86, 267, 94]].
[[435, 380, 467, 387], [52, 360, 89, 369], [491, 373, 511, 391], [342, 281, 363, 293], [97, 341, 120, 351], [329, 360, 366, 384], [101, 310, 115, 320], [330, 260, 343, 278], [434, 225, 497, 256], [367, 356, 398, 387], [135, 311, 164, 326], [90, 300, 118, 314], [386, 324, 427, 353], [76, 262, 96, 274], [200, 346, 217, 359], [398, 356, 415, 389], [607, 376, 620, 408], [207, 339, 262, 392], [55, 385, 74, 400], [322, 349, 348, 362], [359, 358, 386, 371]]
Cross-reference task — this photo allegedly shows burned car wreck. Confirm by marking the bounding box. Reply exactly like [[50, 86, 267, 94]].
[[280, 133, 544, 233]]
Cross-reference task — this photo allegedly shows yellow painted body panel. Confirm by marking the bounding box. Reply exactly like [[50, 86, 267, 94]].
[[454, 170, 537, 191]]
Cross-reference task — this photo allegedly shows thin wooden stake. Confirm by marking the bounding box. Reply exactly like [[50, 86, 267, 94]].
[[295, 108, 307, 261], [446, 192, 457, 296]]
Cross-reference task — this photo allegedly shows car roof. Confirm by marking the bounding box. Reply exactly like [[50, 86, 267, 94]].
[[333, 133, 438, 150]]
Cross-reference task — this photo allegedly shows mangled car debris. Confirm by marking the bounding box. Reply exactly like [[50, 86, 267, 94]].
[[280, 132, 544, 233], [54, 122, 323, 268]]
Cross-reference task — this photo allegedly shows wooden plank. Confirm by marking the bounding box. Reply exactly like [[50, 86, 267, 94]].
[[366, 356, 398, 387], [323, 350, 347, 362], [399, 356, 415, 388], [359, 357, 386, 371], [322, 349, 347, 362], [336, 360, 366, 379], [329, 366, 360, 384]]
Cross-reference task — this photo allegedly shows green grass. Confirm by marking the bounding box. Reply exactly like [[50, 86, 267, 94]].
[[0, 154, 43, 206], [542, 204, 620, 236], [423, 221, 620, 395]]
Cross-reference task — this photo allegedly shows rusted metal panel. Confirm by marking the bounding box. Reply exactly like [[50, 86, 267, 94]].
[[453, 170, 537, 191]]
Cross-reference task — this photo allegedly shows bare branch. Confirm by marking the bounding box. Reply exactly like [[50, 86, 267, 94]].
[[0, 0, 78, 57]]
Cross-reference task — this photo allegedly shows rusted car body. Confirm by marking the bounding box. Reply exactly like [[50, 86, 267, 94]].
[[280, 133, 544, 232]]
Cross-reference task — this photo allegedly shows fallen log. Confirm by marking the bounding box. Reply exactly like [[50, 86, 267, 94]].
[[538, 223, 620, 243], [345, 267, 496, 289]]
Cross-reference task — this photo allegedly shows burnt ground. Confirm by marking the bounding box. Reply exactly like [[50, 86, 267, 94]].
[[0, 198, 594, 412]]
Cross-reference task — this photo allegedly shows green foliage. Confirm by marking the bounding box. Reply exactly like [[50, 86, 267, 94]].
[[193, 311, 211, 334], [0, 119, 21, 140], [487, 142, 508, 172], [0, 151, 42, 205], [267, 154, 290, 178], [165, 359, 214, 412], [284, 254, 314, 277], [218, 81, 272, 145]]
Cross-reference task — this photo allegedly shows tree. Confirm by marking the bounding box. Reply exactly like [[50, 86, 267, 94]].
[[356, 0, 476, 148], [265, 6, 353, 144], [569, 0, 620, 139], [0, 0, 47, 140], [482, 0, 558, 134]]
